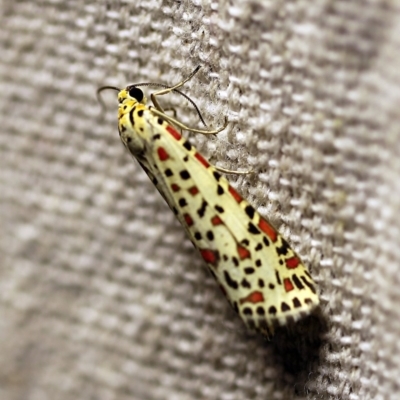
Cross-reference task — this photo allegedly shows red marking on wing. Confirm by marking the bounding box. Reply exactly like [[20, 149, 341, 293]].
[[157, 147, 169, 161], [171, 183, 180, 192], [183, 213, 193, 226], [195, 152, 210, 168], [166, 125, 181, 140], [285, 256, 300, 269], [211, 215, 223, 226], [283, 278, 294, 292], [237, 245, 251, 260], [239, 291, 264, 304], [200, 249, 219, 266], [228, 186, 242, 203], [188, 186, 199, 196], [258, 218, 277, 242]]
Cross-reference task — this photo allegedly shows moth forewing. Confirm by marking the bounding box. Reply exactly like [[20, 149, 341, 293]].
[[101, 68, 319, 337]]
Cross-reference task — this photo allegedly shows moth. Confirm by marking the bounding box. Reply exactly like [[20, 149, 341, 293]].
[[98, 67, 319, 337]]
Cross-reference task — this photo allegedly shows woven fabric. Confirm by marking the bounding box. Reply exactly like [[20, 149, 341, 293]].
[[1, 1, 399, 399]]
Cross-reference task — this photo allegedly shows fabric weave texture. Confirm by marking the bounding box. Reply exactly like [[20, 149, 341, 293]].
[[1, 1, 399, 399]]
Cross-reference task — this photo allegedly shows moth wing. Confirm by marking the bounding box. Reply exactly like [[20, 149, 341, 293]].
[[143, 117, 318, 334]]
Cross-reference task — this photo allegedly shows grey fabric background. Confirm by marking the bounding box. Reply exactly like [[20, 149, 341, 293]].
[[1, 1, 399, 399]]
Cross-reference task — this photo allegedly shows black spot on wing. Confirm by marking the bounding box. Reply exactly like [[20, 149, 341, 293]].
[[197, 200, 208, 218], [301, 276, 316, 294], [224, 270, 238, 289], [178, 198, 187, 207], [180, 170, 190, 180], [241, 278, 251, 288], [248, 222, 260, 234], [276, 238, 290, 256], [245, 205, 255, 219], [213, 171, 221, 181], [292, 274, 304, 290], [304, 270, 312, 279], [256, 306, 265, 316], [268, 306, 277, 315], [215, 205, 224, 213], [275, 270, 281, 285], [255, 243, 263, 251], [293, 298, 301, 308], [243, 307, 252, 315]]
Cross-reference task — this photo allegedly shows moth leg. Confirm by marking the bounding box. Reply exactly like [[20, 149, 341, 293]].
[[163, 107, 177, 119], [150, 107, 228, 135], [151, 67, 224, 134], [214, 165, 253, 175], [163, 108, 183, 134]]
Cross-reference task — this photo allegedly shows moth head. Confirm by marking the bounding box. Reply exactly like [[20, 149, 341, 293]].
[[119, 85, 148, 106]]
